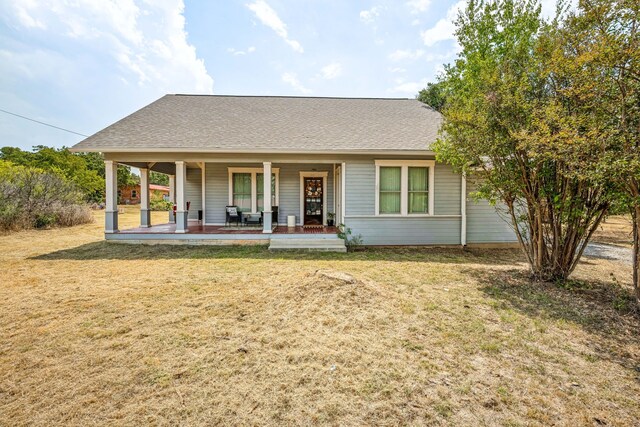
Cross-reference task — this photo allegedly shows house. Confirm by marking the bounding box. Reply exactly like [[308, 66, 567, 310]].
[[119, 183, 170, 205], [70, 94, 516, 250]]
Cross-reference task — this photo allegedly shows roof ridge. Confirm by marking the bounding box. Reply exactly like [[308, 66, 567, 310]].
[[169, 94, 414, 101]]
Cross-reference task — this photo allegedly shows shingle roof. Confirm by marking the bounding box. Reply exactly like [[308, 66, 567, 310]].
[[71, 95, 441, 153]]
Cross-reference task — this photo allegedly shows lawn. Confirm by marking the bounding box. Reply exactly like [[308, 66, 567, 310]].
[[1, 207, 639, 426], [593, 215, 634, 248]]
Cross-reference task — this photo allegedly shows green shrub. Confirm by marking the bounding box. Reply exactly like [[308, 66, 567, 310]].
[[150, 192, 172, 211], [0, 160, 93, 231]]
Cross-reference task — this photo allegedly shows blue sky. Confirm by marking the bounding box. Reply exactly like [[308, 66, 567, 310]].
[[1, 0, 558, 150]]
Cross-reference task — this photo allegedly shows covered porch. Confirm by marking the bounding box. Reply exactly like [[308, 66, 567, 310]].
[[103, 157, 345, 245]]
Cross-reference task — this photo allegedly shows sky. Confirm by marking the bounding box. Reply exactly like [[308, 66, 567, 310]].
[[0, 0, 560, 151]]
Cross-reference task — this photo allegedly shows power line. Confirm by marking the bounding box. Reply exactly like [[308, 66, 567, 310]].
[[0, 108, 89, 137]]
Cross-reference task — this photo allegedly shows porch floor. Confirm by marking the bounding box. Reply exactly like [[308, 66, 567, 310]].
[[117, 223, 339, 235]]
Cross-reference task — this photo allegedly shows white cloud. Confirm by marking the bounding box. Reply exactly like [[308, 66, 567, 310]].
[[246, 0, 303, 53], [320, 62, 342, 79], [407, 0, 431, 14], [359, 6, 381, 24], [5, 0, 214, 94], [388, 78, 429, 94], [388, 67, 406, 73], [420, 0, 465, 46], [227, 46, 256, 56], [282, 72, 311, 94], [388, 49, 424, 61]]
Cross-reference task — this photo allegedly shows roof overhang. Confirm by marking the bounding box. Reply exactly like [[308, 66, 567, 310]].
[[69, 147, 435, 156]]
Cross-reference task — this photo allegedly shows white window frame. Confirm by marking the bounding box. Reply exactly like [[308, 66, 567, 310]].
[[227, 167, 280, 214], [374, 160, 435, 216]]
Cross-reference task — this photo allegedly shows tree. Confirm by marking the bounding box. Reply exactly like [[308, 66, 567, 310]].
[[117, 165, 139, 188], [0, 146, 104, 202], [433, 0, 615, 281], [417, 81, 447, 112], [561, 0, 640, 301], [150, 171, 169, 186]]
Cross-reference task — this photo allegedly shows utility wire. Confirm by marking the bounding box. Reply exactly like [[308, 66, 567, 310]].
[[0, 108, 89, 137]]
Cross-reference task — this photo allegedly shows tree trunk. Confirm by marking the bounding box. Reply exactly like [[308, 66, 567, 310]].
[[633, 206, 640, 305]]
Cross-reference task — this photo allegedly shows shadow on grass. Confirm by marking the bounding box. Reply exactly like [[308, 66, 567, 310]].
[[470, 267, 640, 371], [31, 241, 525, 265]]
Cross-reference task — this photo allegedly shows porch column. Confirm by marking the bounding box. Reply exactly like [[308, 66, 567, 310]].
[[140, 167, 151, 227], [262, 161, 272, 233], [104, 160, 118, 233], [168, 174, 176, 223], [175, 161, 188, 233], [461, 172, 467, 246]]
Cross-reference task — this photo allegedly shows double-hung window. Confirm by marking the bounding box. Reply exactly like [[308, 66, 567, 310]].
[[232, 173, 252, 212], [375, 160, 434, 216], [256, 173, 277, 212], [228, 167, 279, 213]]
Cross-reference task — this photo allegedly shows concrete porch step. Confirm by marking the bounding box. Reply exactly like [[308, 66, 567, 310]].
[[268, 238, 347, 252]]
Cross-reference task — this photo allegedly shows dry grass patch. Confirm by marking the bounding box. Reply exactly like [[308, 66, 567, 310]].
[[1, 208, 639, 426], [593, 215, 634, 248]]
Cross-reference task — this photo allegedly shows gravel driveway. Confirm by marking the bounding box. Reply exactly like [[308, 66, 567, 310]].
[[584, 243, 633, 265]]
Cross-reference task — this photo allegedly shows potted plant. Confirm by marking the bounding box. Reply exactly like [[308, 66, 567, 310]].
[[327, 212, 335, 227]]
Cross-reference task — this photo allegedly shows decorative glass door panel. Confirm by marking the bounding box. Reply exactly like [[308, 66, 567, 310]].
[[304, 177, 323, 226]]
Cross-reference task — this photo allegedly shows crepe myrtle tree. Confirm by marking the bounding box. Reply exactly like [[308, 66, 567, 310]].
[[433, 0, 617, 281], [560, 0, 640, 301]]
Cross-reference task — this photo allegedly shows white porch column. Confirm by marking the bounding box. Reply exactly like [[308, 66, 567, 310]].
[[104, 160, 118, 233], [140, 167, 151, 227], [262, 161, 272, 233], [168, 174, 176, 223], [461, 172, 467, 246], [175, 161, 188, 233]]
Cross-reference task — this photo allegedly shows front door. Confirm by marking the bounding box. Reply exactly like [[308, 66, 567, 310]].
[[304, 177, 323, 226]]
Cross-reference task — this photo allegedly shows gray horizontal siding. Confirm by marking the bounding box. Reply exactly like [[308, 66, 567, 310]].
[[185, 167, 202, 220], [204, 163, 230, 224], [204, 162, 334, 225], [434, 164, 461, 215], [466, 183, 517, 243], [345, 161, 375, 215], [345, 217, 461, 245], [345, 160, 461, 216]]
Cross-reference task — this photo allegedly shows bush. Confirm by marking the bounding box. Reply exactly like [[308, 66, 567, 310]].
[[0, 161, 93, 231], [150, 192, 172, 211], [54, 203, 93, 227]]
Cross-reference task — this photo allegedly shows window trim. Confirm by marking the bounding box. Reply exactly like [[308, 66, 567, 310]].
[[374, 160, 435, 216], [227, 167, 280, 213]]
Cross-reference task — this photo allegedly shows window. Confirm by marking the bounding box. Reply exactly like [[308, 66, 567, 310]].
[[232, 173, 252, 212], [256, 173, 276, 212], [228, 167, 280, 213], [379, 167, 401, 214], [375, 160, 434, 216], [408, 167, 429, 214], [131, 189, 138, 199]]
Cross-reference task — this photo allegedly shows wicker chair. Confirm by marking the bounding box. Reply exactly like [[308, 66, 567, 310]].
[[225, 205, 241, 226]]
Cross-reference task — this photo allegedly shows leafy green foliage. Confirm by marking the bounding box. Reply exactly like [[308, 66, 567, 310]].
[[150, 171, 169, 186], [417, 81, 447, 112], [433, 0, 616, 281], [559, 0, 640, 300], [150, 191, 172, 211], [1, 146, 104, 202], [0, 160, 92, 230]]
